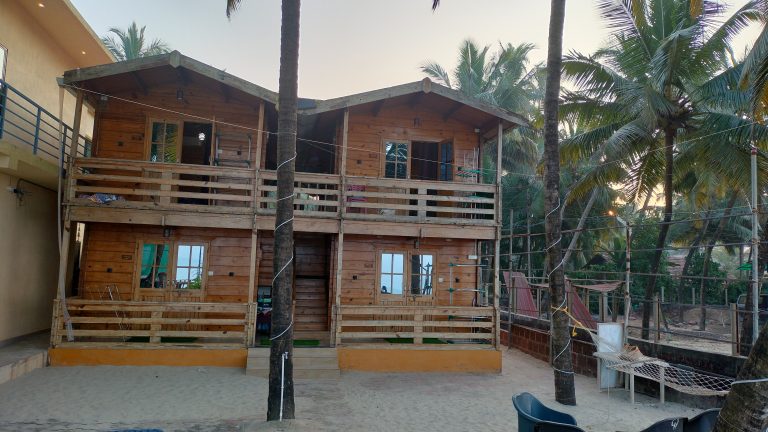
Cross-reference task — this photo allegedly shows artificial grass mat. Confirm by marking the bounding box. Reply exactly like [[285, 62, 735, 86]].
[[259, 338, 321, 347], [385, 338, 448, 344]]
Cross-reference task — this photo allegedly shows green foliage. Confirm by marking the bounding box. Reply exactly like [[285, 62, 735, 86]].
[[102, 22, 170, 61]]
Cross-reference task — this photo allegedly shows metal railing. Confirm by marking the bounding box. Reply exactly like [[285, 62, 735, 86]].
[[0, 79, 90, 165]]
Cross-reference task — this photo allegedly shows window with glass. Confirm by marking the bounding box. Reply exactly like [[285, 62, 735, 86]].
[[384, 141, 408, 179], [174, 244, 205, 289], [379, 252, 405, 295], [410, 254, 434, 296], [149, 120, 179, 162], [139, 243, 170, 289], [0, 45, 7, 83]]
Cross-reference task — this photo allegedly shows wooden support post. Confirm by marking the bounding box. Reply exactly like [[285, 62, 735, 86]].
[[730, 302, 739, 356], [254, 101, 265, 169], [493, 121, 503, 349], [56, 90, 83, 343], [149, 310, 162, 343], [600, 292, 607, 322], [248, 230, 259, 304], [331, 109, 349, 347], [414, 311, 423, 344], [417, 188, 427, 220], [653, 294, 661, 343]]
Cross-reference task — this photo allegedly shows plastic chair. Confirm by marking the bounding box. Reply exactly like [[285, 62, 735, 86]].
[[684, 409, 720, 432], [512, 392, 579, 432], [640, 417, 686, 432]]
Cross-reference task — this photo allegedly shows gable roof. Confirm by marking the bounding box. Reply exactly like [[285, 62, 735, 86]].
[[62, 50, 278, 105], [299, 78, 530, 128]]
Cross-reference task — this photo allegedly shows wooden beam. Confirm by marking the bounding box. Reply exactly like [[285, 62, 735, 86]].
[[255, 101, 265, 169], [130, 72, 148, 95], [220, 83, 231, 103], [248, 230, 259, 305], [407, 92, 424, 108], [176, 67, 190, 86], [442, 101, 464, 121]]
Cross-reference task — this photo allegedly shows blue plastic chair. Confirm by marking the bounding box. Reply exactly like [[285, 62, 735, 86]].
[[640, 417, 686, 432], [684, 409, 720, 432], [512, 392, 580, 432]]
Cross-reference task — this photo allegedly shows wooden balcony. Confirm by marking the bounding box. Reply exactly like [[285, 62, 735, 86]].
[[66, 157, 497, 236], [336, 305, 497, 349], [51, 298, 255, 348]]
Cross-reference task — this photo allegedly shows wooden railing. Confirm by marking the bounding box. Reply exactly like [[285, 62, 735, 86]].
[[70, 158, 255, 213], [337, 305, 495, 348], [257, 170, 341, 217], [51, 298, 255, 347], [344, 176, 496, 225], [68, 158, 497, 226]]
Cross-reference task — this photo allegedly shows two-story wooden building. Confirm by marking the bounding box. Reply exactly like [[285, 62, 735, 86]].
[[49, 51, 527, 373]]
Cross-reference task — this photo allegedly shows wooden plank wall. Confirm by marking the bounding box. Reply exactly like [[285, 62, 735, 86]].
[[345, 104, 480, 178], [80, 223, 252, 303], [92, 81, 262, 164], [339, 235, 478, 306]]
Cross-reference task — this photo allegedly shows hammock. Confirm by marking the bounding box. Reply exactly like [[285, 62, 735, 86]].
[[594, 345, 733, 397]]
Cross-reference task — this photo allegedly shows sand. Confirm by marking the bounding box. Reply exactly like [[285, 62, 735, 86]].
[[0, 349, 700, 432]]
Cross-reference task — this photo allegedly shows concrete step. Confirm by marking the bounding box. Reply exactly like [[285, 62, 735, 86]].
[[246, 347, 339, 379]]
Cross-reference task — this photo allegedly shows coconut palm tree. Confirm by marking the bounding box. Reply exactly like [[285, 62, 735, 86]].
[[542, 0, 575, 405], [561, 0, 763, 339], [101, 22, 170, 61], [226, 0, 300, 421]]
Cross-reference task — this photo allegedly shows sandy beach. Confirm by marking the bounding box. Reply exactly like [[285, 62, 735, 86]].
[[0, 348, 700, 432]]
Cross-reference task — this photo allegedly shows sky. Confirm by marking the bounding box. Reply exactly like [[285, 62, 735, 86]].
[[71, 0, 761, 100]]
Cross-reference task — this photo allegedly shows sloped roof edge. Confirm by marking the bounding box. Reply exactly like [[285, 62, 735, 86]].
[[62, 50, 279, 105]]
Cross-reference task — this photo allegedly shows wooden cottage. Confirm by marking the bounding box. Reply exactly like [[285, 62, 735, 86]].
[[49, 51, 527, 373]]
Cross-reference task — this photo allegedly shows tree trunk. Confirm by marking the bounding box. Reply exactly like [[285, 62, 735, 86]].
[[713, 321, 768, 432], [267, 0, 300, 421], [561, 188, 598, 270], [698, 195, 739, 331], [680, 210, 711, 309], [641, 129, 675, 340], [543, 0, 575, 405]]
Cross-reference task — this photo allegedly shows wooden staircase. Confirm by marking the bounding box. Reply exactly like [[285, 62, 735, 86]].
[[246, 347, 340, 379], [294, 278, 328, 332]]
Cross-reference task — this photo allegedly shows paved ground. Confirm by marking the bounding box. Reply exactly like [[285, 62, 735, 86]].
[[0, 348, 700, 432]]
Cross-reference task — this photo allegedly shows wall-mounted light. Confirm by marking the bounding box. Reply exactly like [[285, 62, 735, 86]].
[[163, 227, 172, 238], [176, 89, 184, 101], [198, 132, 206, 141]]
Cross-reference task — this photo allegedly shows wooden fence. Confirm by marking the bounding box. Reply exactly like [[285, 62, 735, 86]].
[[336, 305, 495, 348]]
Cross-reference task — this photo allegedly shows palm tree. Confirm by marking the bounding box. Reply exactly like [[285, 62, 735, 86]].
[[561, 0, 763, 340], [542, 0, 575, 405], [226, 0, 300, 421], [101, 22, 170, 61]]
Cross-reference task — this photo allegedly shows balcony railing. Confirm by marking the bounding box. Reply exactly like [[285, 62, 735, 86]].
[[70, 158, 255, 213], [68, 157, 497, 225], [0, 79, 90, 165], [336, 305, 496, 348]]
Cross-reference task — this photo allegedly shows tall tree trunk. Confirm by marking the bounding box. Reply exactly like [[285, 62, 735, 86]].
[[681, 210, 711, 299], [543, 0, 575, 405], [561, 188, 598, 269], [698, 194, 739, 331], [641, 129, 675, 340], [267, 0, 300, 421], [713, 321, 768, 432]]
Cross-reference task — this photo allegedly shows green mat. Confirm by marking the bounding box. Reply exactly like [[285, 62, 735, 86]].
[[126, 336, 198, 343], [259, 338, 320, 347], [385, 338, 448, 344]]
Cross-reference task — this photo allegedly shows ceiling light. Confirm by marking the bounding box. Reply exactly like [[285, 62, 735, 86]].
[[81, 51, 86, 55], [38, 2, 45, 7]]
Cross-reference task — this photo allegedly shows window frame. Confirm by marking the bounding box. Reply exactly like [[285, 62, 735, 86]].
[[134, 239, 209, 298], [376, 248, 437, 304], [145, 118, 182, 163], [173, 242, 207, 290], [380, 138, 454, 181]]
